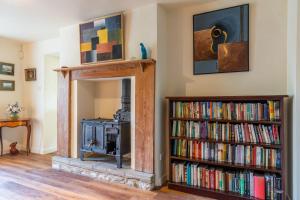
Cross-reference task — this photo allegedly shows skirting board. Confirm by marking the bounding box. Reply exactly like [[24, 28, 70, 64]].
[[23, 145, 57, 155], [42, 146, 57, 154]]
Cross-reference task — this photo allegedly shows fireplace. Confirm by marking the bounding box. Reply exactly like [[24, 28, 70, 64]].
[[53, 59, 156, 190], [80, 79, 131, 168]]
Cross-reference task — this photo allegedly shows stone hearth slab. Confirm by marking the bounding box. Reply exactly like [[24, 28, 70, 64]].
[[52, 156, 155, 190]]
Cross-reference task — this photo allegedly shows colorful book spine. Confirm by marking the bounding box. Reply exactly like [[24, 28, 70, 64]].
[[172, 120, 280, 145], [171, 161, 282, 199], [172, 101, 280, 122], [172, 140, 281, 169]]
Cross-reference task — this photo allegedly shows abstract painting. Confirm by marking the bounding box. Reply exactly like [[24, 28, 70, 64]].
[[193, 4, 249, 75], [80, 13, 124, 64], [0, 80, 15, 91], [0, 62, 14, 76]]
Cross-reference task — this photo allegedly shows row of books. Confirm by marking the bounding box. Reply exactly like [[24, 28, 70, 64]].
[[171, 162, 283, 199], [172, 101, 280, 121], [172, 121, 280, 145], [172, 140, 281, 168]]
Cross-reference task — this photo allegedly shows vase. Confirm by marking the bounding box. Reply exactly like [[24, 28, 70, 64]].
[[10, 113, 19, 120]]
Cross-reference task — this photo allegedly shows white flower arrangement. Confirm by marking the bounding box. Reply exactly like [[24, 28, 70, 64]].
[[6, 102, 23, 115]]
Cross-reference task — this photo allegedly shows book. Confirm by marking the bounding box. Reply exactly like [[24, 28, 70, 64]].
[[172, 139, 281, 168], [254, 175, 265, 199], [172, 120, 280, 145], [171, 161, 281, 199], [172, 101, 280, 122]]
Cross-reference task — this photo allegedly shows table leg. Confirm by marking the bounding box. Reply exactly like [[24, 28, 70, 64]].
[[0, 128, 2, 156], [26, 124, 31, 156]]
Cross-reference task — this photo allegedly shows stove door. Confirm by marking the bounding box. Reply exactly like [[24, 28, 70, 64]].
[[93, 124, 106, 154], [82, 123, 94, 151]]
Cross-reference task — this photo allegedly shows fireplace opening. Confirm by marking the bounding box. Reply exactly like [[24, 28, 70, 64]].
[[72, 77, 135, 169]]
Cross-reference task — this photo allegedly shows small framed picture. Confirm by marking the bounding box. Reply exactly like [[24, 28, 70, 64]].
[[25, 68, 36, 81], [0, 62, 14, 76], [0, 80, 15, 91]]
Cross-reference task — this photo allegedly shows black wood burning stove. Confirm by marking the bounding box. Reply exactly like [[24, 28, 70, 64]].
[[80, 79, 131, 168]]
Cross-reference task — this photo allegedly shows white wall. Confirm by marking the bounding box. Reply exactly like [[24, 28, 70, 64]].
[[166, 0, 287, 96], [0, 37, 25, 154], [22, 38, 59, 154]]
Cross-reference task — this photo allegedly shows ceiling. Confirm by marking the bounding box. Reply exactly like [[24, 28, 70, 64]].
[[0, 0, 212, 42]]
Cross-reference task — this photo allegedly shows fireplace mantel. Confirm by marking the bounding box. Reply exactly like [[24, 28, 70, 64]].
[[55, 59, 155, 72], [55, 59, 156, 174]]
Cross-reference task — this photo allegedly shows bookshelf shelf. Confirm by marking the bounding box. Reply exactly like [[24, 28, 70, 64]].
[[168, 182, 255, 200], [166, 95, 287, 200], [170, 156, 282, 174], [169, 117, 282, 125], [170, 137, 282, 149]]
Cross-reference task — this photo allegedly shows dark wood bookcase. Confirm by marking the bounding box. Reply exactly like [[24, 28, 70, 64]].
[[166, 96, 287, 200]]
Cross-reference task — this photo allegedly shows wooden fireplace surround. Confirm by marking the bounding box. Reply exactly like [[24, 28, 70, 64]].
[[55, 59, 156, 173]]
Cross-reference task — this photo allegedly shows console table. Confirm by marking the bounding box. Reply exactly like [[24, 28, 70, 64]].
[[0, 119, 31, 156]]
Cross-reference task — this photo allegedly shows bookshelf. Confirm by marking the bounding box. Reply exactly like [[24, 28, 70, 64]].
[[166, 96, 287, 200]]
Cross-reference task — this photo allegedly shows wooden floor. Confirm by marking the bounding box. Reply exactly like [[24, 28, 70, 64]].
[[0, 152, 212, 200]]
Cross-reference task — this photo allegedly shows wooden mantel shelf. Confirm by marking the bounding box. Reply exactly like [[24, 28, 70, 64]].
[[54, 59, 156, 72]]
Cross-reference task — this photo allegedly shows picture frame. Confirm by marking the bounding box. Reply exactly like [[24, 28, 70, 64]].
[[0, 62, 14, 76], [193, 4, 249, 75], [79, 12, 124, 64], [24, 68, 36, 81], [0, 80, 15, 91]]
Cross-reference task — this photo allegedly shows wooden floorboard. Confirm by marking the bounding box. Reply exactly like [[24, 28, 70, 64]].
[[0, 152, 213, 200]]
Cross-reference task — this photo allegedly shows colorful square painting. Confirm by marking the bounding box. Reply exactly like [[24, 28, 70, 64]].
[[80, 13, 124, 64], [193, 4, 249, 75]]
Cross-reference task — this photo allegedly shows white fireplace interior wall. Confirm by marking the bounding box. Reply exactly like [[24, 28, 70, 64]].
[[70, 77, 136, 169]]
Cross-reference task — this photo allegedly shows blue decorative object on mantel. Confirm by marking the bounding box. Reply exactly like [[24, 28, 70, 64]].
[[140, 43, 147, 59]]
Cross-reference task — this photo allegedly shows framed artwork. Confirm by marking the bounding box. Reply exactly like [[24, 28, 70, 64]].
[[193, 4, 249, 75], [0, 62, 14, 76], [0, 80, 15, 91], [24, 68, 36, 81], [79, 13, 124, 64]]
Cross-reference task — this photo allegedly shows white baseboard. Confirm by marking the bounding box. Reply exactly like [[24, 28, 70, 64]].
[[41, 146, 57, 154], [28, 146, 41, 154], [155, 173, 168, 186]]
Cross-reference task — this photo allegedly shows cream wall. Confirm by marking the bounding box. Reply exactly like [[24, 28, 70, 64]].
[[22, 38, 59, 154], [94, 80, 121, 119], [125, 4, 157, 59], [156, 5, 168, 185], [287, 0, 300, 199], [0, 37, 25, 154], [60, 4, 158, 66], [71, 80, 96, 158], [166, 0, 287, 96], [43, 54, 59, 154]]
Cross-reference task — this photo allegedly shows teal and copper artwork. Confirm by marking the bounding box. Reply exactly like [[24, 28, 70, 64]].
[[193, 4, 249, 75]]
